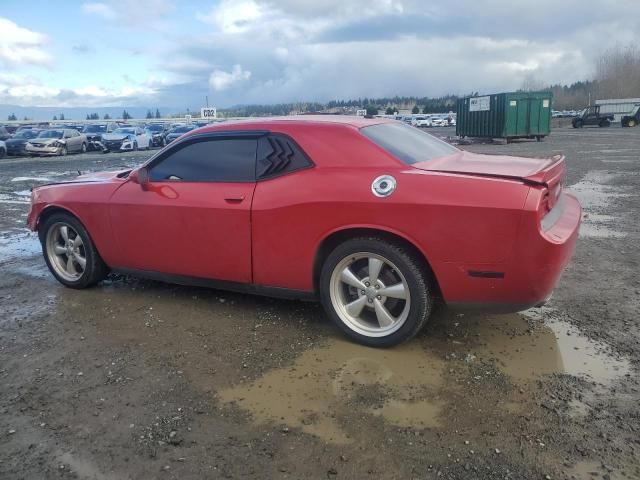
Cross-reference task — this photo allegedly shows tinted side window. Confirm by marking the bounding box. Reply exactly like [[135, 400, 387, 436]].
[[149, 138, 257, 182], [256, 134, 313, 180]]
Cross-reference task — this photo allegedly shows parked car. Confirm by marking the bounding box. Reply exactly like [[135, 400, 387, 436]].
[[101, 126, 152, 152], [145, 124, 169, 147], [165, 125, 197, 144], [431, 116, 448, 127], [411, 116, 432, 128], [25, 129, 87, 156], [0, 126, 11, 141], [0, 140, 6, 158], [82, 123, 119, 150], [27, 117, 581, 347], [4, 128, 41, 156], [571, 106, 614, 128]]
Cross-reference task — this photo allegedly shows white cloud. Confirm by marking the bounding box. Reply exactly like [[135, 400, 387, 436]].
[[197, 0, 266, 34], [0, 18, 51, 68], [81, 2, 117, 19], [82, 0, 173, 26], [209, 65, 251, 91]]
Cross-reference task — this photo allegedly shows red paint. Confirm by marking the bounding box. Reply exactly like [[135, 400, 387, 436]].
[[27, 116, 581, 311]]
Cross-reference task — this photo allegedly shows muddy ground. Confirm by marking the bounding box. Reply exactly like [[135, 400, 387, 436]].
[[0, 125, 639, 480]]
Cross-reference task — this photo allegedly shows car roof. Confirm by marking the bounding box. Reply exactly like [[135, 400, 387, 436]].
[[194, 115, 393, 134]]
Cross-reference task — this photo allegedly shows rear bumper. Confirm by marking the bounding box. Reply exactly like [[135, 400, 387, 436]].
[[438, 193, 581, 312]]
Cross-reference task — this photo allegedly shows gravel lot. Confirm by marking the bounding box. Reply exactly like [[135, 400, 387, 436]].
[[1, 125, 639, 479]]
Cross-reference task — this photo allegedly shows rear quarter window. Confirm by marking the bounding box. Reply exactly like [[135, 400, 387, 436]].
[[361, 122, 458, 164]]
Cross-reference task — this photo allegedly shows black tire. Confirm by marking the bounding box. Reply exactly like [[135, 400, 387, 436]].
[[0, 147, 5, 158], [133, 141, 138, 151], [39, 212, 109, 289], [573, 120, 583, 128], [319, 236, 433, 347], [80, 142, 87, 153], [599, 120, 610, 127]]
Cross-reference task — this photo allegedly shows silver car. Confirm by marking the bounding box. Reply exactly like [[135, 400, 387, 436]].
[[25, 129, 88, 156]]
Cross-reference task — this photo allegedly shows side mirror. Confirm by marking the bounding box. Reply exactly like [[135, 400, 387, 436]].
[[131, 168, 149, 191]]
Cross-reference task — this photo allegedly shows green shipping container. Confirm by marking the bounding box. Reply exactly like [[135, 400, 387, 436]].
[[456, 91, 552, 141]]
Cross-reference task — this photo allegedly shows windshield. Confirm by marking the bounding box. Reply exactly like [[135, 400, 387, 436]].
[[361, 122, 458, 164], [83, 125, 107, 133], [114, 128, 135, 134], [14, 130, 39, 139], [147, 125, 164, 132], [37, 130, 64, 139]]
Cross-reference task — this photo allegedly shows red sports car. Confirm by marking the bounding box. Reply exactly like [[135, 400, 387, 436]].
[[27, 116, 580, 347]]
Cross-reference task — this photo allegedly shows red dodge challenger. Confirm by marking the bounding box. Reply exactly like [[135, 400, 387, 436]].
[[27, 116, 581, 347]]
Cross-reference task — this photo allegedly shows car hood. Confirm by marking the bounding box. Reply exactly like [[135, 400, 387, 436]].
[[6, 138, 29, 145], [38, 170, 130, 187], [412, 150, 564, 185], [102, 134, 129, 141]]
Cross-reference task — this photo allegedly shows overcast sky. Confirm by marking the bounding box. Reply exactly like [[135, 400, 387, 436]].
[[0, 0, 638, 109]]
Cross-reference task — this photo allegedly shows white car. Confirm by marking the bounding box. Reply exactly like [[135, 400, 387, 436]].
[[101, 126, 152, 152], [431, 116, 448, 127], [411, 116, 432, 128]]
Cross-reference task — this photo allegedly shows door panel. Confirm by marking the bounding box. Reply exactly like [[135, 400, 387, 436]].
[[109, 180, 255, 283]]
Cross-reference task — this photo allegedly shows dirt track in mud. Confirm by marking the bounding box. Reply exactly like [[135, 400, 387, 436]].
[[1, 126, 639, 479]]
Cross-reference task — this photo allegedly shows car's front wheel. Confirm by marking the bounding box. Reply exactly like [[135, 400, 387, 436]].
[[320, 237, 432, 347], [40, 213, 108, 288]]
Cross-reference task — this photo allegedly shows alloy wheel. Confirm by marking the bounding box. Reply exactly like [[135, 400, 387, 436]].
[[45, 223, 86, 282], [329, 252, 411, 337]]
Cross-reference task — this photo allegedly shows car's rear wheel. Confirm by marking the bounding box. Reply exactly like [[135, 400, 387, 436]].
[[320, 237, 432, 347], [599, 119, 610, 127], [40, 213, 108, 289]]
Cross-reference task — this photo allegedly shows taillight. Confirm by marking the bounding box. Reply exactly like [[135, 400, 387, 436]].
[[538, 188, 551, 221]]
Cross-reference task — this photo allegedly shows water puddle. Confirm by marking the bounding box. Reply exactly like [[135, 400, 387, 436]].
[[219, 339, 444, 443], [567, 171, 630, 238], [569, 460, 622, 480], [0, 231, 41, 263], [474, 312, 630, 384], [220, 311, 630, 443], [0, 193, 29, 204]]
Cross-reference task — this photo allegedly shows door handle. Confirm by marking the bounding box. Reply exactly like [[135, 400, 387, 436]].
[[224, 194, 245, 202]]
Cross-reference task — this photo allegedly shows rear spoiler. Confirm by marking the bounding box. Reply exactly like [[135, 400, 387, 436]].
[[523, 154, 565, 187]]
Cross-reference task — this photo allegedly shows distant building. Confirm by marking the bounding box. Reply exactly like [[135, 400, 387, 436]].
[[595, 98, 640, 122]]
